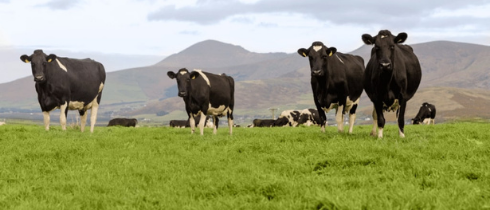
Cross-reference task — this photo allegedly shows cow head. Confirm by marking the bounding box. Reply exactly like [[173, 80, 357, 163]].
[[20, 50, 58, 83], [411, 118, 422, 125], [297, 42, 337, 76], [167, 68, 200, 97], [362, 30, 407, 72]]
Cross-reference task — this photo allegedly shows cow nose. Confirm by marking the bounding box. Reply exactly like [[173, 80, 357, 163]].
[[178, 91, 186, 97], [34, 75, 44, 81], [312, 70, 322, 75], [380, 62, 392, 70]]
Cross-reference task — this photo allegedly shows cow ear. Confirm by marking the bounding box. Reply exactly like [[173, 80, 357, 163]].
[[395, 32, 408, 44], [46, 54, 57, 63], [20, 55, 31, 63], [190, 72, 200, 80], [167, 71, 177, 79], [362, 34, 375, 45], [326, 47, 337, 56], [297, 48, 308, 57]]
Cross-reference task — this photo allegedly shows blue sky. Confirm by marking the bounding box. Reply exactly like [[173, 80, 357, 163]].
[[1, 0, 490, 83]]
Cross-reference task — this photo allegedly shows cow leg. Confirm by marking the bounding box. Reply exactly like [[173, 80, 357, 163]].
[[348, 104, 358, 134], [189, 115, 196, 134], [228, 116, 233, 135], [42, 111, 51, 131], [335, 105, 344, 133], [60, 101, 68, 130], [89, 99, 99, 133], [317, 108, 327, 133], [79, 110, 88, 132], [213, 116, 219, 134], [374, 103, 385, 138], [397, 101, 407, 138], [370, 106, 377, 136], [198, 113, 206, 135]]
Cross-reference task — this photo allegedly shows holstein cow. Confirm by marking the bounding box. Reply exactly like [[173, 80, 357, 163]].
[[20, 50, 106, 132], [252, 119, 276, 127], [107, 118, 138, 127], [169, 115, 212, 128], [412, 102, 436, 125], [297, 108, 321, 126], [362, 30, 422, 138], [298, 42, 364, 133], [167, 68, 235, 135], [169, 120, 187, 128], [274, 110, 301, 127]]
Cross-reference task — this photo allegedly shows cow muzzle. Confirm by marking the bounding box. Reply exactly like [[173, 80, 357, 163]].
[[34, 75, 45, 82], [379, 62, 392, 70], [312, 70, 322, 76], [178, 91, 187, 97]]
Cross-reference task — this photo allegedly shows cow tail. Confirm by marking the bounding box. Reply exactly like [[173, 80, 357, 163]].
[[227, 76, 235, 120]]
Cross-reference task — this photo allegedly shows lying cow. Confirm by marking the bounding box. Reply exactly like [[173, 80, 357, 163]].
[[107, 118, 138, 127], [412, 102, 436, 125], [274, 110, 301, 127], [297, 109, 321, 126], [252, 119, 276, 127], [169, 115, 213, 128]]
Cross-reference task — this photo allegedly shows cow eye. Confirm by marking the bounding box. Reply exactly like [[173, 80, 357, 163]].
[[321, 55, 328, 59], [375, 46, 380, 51], [390, 45, 394, 50], [42, 62, 47, 66]]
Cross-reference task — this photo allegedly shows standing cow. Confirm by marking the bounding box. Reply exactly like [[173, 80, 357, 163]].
[[298, 42, 364, 133], [412, 102, 436, 125], [167, 68, 235, 135], [20, 50, 106, 132], [362, 30, 422, 138]]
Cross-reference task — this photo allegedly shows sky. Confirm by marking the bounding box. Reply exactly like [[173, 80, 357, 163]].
[[2, 0, 490, 82]]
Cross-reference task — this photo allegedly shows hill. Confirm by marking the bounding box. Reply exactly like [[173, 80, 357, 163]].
[[1, 40, 490, 124]]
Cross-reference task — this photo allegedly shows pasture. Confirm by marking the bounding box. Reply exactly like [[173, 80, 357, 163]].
[[1, 121, 489, 209]]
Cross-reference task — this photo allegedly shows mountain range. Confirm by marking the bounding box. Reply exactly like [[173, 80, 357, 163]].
[[1, 40, 489, 125]]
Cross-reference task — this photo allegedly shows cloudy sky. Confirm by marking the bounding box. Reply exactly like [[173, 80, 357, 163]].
[[1, 0, 490, 82]]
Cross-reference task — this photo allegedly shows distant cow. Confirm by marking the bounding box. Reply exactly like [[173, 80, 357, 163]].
[[108, 118, 138, 127], [297, 109, 321, 126], [274, 110, 301, 127], [412, 102, 436, 125], [252, 119, 276, 127], [362, 30, 422, 138], [298, 42, 364, 133], [20, 50, 106, 132], [169, 120, 188, 128], [167, 68, 235, 135], [169, 115, 213, 128]]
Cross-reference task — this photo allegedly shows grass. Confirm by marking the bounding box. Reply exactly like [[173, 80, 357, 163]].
[[0, 122, 489, 209]]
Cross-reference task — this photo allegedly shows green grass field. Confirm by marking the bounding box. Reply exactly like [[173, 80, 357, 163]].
[[1, 122, 489, 209]]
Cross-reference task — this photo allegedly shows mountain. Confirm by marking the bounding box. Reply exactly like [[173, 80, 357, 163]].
[[1, 40, 490, 124]]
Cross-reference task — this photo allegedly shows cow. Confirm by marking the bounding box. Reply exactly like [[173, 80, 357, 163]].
[[298, 42, 364, 133], [169, 120, 188, 128], [297, 108, 321, 126], [412, 102, 436, 125], [167, 68, 235, 135], [108, 118, 138, 127], [169, 115, 213, 128], [252, 119, 276, 127], [20, 50, 106, 132], [362, 30, 422, 138], [274, 110, 301, 127]]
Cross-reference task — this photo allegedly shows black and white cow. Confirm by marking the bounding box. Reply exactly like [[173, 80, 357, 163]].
[[298, 42, 364, 133], [362, 30, 422, 138], [108, 118, 138, 127], [167, 68, 235, 135], [297, 108, 321, 126], [20, 50, 106, 132], [412, 102, 436, 125], [252, 119, 276, 127], [274, 110, 301, 127]]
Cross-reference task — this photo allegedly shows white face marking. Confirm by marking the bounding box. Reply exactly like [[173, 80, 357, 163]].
[[179, 71, 187, 75], [56, 59, 67, 72], [336, 54, 344, 64], [313, 46, 322, 52], [381, 35, 387, 39], [194, 69, 210, 87]]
